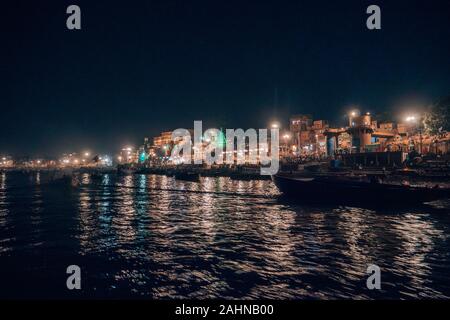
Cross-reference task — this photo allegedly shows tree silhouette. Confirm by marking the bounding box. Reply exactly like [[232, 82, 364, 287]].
[[423, 96, 450, 134]]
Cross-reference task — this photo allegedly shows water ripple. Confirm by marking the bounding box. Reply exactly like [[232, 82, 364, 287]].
[[0, 172, 449, 299]]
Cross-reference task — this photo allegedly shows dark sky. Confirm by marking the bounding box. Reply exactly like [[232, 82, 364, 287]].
[[2, 0, 450, 157]]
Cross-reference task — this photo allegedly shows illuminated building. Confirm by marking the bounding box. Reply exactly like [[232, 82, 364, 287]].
[[0, 156, 14, 168], [118, 147, 137, 164], [289, 114, 328, 157], [153, 131, 173, 148], [323, 112, 450, 157]]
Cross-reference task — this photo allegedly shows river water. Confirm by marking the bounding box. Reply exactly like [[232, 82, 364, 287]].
[[0, 171, 449, 299]]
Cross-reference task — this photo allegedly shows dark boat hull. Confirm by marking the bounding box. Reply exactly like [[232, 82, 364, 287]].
[[117, 164, 136, 175], [174, 172, 200, 182], [229, 173, 271, 181], [272, 174, 450, 205]]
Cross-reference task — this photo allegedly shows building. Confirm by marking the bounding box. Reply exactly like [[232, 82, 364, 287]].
[[118, 147, 137, 164], [289, 114, 328, 157], [153, 131, 173, 148], [325, 113, 401, 155], [0, 156, 13, 168], [323, 112, 450, 157], [346, 113, 374, 153]]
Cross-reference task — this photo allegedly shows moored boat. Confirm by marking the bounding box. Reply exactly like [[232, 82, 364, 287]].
[[90, 172, 104, 180], [46, 169, 74, 186], [229, 172, 271, 181], [174, 171, 200, 182], [117, 165, 135, 175], [272, 173, 450, 205]]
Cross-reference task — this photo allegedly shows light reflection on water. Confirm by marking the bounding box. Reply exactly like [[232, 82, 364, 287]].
[[0, 171, 449, 299]]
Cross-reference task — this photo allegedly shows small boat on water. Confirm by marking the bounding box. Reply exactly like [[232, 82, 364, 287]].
[[90, 172, 104, 180], [46, 169, 74, 186], [174, 171, 200, 182], [229, 173, 254, 181], [272, 174, 450, 205], [117, 165, 135, 175], [229, 165, 271, 181], [229, 172, 271, 181]]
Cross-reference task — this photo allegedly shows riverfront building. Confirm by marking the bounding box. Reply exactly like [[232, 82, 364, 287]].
[[289, 115, 329, 157]]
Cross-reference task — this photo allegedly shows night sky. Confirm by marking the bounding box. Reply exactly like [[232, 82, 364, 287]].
[[2, 0, 450, 157]]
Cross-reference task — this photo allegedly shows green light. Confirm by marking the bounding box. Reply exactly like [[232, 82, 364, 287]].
[[218, 129, 226, 148], [139, 152, 147, 163]]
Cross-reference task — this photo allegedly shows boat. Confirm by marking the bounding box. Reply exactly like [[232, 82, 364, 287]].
[[44, 169, 74, 187], [174, 171, 200, 182], [117, 165, 135, 175], [272, 173, 450, 205], [90, 172, 104, 180], [229, 172, 271, 181], [229, 165, 271, 181]]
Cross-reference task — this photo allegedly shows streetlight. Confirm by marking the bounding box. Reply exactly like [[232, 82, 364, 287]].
[[348, 110, 359, 126], [271, 122, 280, 129], [349, 109, 360, 117], [405, 114, 422, 154], [282, 133, 291, 157]]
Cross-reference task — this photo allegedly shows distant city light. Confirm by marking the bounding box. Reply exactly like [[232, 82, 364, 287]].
[[102, 156, 112, 166]]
